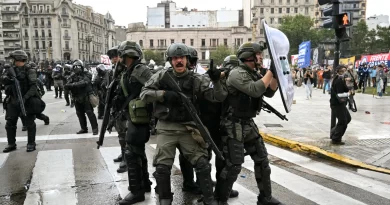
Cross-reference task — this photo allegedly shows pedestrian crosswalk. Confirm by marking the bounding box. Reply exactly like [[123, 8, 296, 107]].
[[1, 139, 390, 205]]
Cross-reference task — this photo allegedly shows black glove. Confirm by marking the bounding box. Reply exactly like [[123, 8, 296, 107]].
[[163, 91, 180, 105], [65, 83, 73, 89], [207, 67, 221, 82]]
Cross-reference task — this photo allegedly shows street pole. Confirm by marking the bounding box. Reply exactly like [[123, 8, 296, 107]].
[[330, 38, 340, 133]]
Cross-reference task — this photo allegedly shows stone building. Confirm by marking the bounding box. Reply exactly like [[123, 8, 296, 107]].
[[127, 23, 253, 64], [18, 0, 115, 63], [0, 0, 22, 61]]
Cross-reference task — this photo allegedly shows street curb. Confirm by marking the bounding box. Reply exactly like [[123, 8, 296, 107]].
[[261, 132, 390, 175]]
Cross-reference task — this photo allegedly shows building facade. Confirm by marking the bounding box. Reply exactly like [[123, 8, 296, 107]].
[[17, 0, 115, 63], [127, 23, 252, 64], [115, 25, 127, 46], [0, 0, 22, 61], [147, 1, 243, 29], [367, 14, 389, 31]]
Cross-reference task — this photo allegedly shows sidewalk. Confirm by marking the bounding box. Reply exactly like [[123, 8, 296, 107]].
[[255, 85, 390, 173]]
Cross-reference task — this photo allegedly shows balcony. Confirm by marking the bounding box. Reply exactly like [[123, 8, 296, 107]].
[[61, 24, 71, 28], [39, 24, 45, 28], [2, 18, 20, 23], [63, 48, 72, 52], [33, 24, 38, 28], [343, 7, 361, 11], [41, 36, 46, 40], [63, 36, 71, 40], [2, 27, 20, 32], [156, 45, 167, 50], [33, 36, 39, 40], [23, 36, 29, 40], [22, 11, 29, 16], [46, 24, 52, 28], [22, 24, 29, 28], [61, 12, 69, 17], [3, 36, 21, 41], [47, 36, 52, 40], [4, 45, 21, 50], [1, 10, 19, 14]]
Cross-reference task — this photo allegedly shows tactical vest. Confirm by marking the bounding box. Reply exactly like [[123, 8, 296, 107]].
[[154, 69, 196, 122], [15, 66, 31, 96], [226, 66, 262, 119], [69, 72, 93, 97]]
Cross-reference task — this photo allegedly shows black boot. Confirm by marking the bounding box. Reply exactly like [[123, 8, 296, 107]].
[[195, 158, 218, 205], [257, 194, 282, 205], [214, 166, 240, 204], [154, 165, 173, 205], [117, 154, 127, 173], [114, 154, 122, 162], [27, 143, 36, 152], [142, 157, 152, 192], [179, 154, 201, 194], [86, 111, 98, 135], [77, 129, 88, 134], [118, 151, 145, 205], [59, 89, 63, 99], [44, 116, 50, 125], [70, 102, 74, 108], [3, 144, 17, 153], [54, 87, 58, 98], [76, 112, 88, 134], [65, 102, 70, 106]]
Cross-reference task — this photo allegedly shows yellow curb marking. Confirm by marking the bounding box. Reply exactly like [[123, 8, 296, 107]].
[[260, 132, 390, 175]]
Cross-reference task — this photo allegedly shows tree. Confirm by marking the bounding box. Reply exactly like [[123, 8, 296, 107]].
[[143, 49, 165, 65], [210, 46, 233, 66], [375, 25, 390, 52], [350, 20, 369, 55]]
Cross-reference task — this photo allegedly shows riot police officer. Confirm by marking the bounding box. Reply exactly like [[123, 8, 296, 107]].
[[93, 64, 107, 119], [105, 46, 128, 173], [52, 64, 64, 98], [140, 43, 226, 205], [65, 60, 99, 135], [63, 64, 73, 106], [1, 50, 40, 152], [187, 46, 198, 70], [214, 43, 281, 205], [115, 41, 153, 205]]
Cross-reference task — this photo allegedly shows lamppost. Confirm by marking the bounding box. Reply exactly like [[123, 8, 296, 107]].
[[86, 33, 93, 63]]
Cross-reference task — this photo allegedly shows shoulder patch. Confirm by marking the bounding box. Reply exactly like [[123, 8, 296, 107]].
[[209, 81, 214, 88]]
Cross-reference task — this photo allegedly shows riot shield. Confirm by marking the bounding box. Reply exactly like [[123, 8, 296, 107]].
[[262, 19, 295, 113]]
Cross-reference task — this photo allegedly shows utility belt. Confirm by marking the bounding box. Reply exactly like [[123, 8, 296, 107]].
[[226, 114, 252, 125]]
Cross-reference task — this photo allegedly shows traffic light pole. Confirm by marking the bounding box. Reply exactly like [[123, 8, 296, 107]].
[[330, 38, 340, 134]]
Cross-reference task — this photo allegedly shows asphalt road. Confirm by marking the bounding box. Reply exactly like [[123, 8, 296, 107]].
[[0, 93, 390, 205]]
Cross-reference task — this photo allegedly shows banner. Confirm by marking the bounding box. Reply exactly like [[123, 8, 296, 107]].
[[297, 41, 311, 68], [339, 56, 355, 65], [100, 55, 111, 65], [355, 53, 390, 68], [291, 54, 298, 66]]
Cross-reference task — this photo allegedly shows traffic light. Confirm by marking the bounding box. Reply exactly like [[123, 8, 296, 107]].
[[319, 0, 352, 41]]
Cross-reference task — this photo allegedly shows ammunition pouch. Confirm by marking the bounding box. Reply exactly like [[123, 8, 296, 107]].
[[129, 98, 150, 125]]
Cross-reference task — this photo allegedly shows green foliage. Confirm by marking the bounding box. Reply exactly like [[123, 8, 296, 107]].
[[210, 46, 234, 66], [143, 50, 165, 65]]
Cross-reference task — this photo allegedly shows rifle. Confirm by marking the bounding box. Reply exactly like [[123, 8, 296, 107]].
[[97, 63, 120, 148], [164, 71, 225, 161], [261, 100, 288, 121], [8, 66, 27, 117]]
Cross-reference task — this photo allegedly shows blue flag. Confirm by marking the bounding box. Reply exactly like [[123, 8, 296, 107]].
[[298, 41, 311, 68]]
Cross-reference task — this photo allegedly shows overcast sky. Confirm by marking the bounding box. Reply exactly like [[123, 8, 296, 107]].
[[73, 0, 388, 27]]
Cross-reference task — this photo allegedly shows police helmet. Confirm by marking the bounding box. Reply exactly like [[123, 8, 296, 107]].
[[9, 50, 28, 62], [252, 42, 267, 54], [64, 64, 72, 70], [187, 46, 198, 65], [237, 43, 256, 61], [166, 43, 190, 61], [107, 46, 119, 59], [55, 64, 63, 69], [96, 64, 106, 72], [73, 59, 84, 69], [223, 55, 239, 68], [29, 62, 37, 69], [118, 41, 143, 59]]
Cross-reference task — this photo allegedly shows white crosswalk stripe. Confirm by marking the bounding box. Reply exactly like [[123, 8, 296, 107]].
[[1, 139, 389, 205], [0, 132, 118, 143]]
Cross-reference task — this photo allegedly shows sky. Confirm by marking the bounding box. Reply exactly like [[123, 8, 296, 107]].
[[73, 0, 388, 27]]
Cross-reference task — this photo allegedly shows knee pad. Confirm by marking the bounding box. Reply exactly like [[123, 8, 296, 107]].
[[124, 149, 142, 166], [155, 164, 171, 175], [5, 120, 17, 130], [246, 139, 268, 162], [226, 138, 244, 165], [195, 157, 211, 173], [220, 164, 242, 180], [254, 158, 271, 179]]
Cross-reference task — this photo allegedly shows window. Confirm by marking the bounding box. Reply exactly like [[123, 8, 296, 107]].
[[248, 38, 252, 42], [287, 8, 290, 13], [271, 0, 274, 3], [150, 39, 154, 47], [182, 39, 185, 44], [202, 52, 206, 60], [260, 29, 264, 34], [34, 18, 38, 26], [270, 18, 274, 24], [287, 0, 290, 4], [279, 0, 282, 4], [46, 6, 50, 12], [25, 41, 29, 49], [279, 18, 282, 24], [305, 0, 308, 3], [211, 39, 217, 47], [62, 7, 66, 14], [24, 29, 28, 37], [49, 41, 51, 47], [42, 41, 46, 49], [65, 30, 69, 36], [190, 39, 194, 46], [271, 8, 274, 14], [295, 0, 298, 3], [48, 18, 51, 26], [201, 39, 205, 47], [24, 18, 29, 25], [40, 18, 44, 25], [48, 30, 52, 37], [171, 39, 174, 44], [279, 8, 282, 13], [139, 40, 143, 47], [35, 41, 39, 49], [35, 30, 38, 37], [294, 8, 298, 13], [260, 8, 264, 14], [65, 41, 69, 49], [224, 39, 228, 46], [305, 7, 308, 15], [41, 30, 45, 37]]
